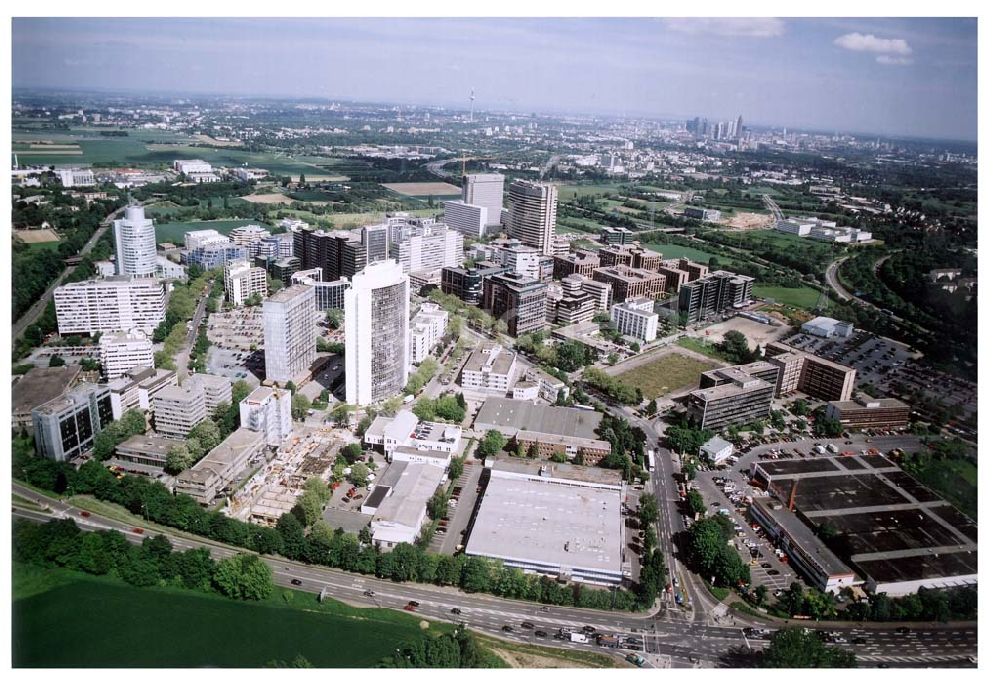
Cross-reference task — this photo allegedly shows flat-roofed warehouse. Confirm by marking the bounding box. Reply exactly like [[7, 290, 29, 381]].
[[465, 470, 625, 586], [472, 398, 610, 464]]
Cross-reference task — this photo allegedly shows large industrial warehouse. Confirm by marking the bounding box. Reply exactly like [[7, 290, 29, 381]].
[[464, 469, 626, 586]]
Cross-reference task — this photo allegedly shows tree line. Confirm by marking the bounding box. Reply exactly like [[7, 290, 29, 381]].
[[13, 518, 274, 601]]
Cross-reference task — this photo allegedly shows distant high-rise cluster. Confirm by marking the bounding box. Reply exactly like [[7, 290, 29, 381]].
[[685, 115, 745, 141]]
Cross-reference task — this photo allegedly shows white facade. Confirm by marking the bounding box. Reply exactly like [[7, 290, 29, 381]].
[[462, 173, 505, 226], [239, 386, 293, 447], [611, 297, 659, 343], [345, 261, 411, 406], [114, 205, 158, 278], [185, 373, 233, 412], [99, 330, 154, 380], [229, 224, 272, 258], [173, 159, 213, 175], [494, 242, 544, 280], [443, 200, 489, 239], [54, 277, 166, 337], [224, 259, 268, 305], [409, 303, 449, 363], [152, 385, 206, 438], [460, 346, 516, 393], [776, 218, 815, 236], [263, 283, 317, 384], [801, 316, 854, 339], [56, 168, 95, 187], [156, 256, 187, 280], [184, 229, 230, 250], [390, 226, 463, 275]]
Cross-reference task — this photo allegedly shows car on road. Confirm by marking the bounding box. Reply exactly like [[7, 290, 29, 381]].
[[582, 625, 597, 634], [132, 527, 144, 534], [760, 562, 772, 569], [521, 621, 535, 629], [408, 600, 420, 608], [851, 637, 867, 645], [363, 590, 375, 597], [79, 511, 91, 517], [451, 608, 462, 615], [534, 630, 547, 638], [540, 606, 549, 612], [895, 627, 910, 634], [502, 625, 514, 633], [290, 578, 302, 586]]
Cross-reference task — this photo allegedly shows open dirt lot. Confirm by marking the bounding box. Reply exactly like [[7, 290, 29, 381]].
[[690, 315, 793, 350], [240, 193, 296, 204], [381, 181, 461, 196], [15, 228, 61, 243], [725, 212, 775, 230]]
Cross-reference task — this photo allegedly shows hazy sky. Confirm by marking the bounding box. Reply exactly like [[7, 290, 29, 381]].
[[12, 17, 978, 140]]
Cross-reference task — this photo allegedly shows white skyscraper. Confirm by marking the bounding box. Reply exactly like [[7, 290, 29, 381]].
[[462, 173, 505, 226], [443, 200, 489, 239], [114, 205, 158, 278], [507, 179, 557, 256], [344, 261, 410, 406], [263, 283, 317, 385]]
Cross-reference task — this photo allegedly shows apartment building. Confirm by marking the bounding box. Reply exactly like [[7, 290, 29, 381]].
[[460, 346, 517, 393], [679, 270, 754, 322], [54, 277, 167, 337], [152, 385, 207, 439], [410, 303, 449, 363], [482, 271, 546, 337], [99, 330, 154, 380], [553, 250, 600, 280], [611, 297, 659, 343], [592, 265, 667, 303]]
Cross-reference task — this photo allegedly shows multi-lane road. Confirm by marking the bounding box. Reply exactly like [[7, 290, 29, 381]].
[[13, 449, 975, 669]]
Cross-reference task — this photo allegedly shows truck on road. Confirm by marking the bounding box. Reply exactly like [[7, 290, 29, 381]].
[[569, 632, 588, 643]]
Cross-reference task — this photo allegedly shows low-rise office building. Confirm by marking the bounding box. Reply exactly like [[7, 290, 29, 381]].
[[185, 373, 233, 412], [801, 316, 854, 339], [825, 395, 911, 430], [473, 398, 610, 464], [364, 410, 461, 460], [611, 296, 659, 343], [174, 428, 265, 505], [460, 346, 517, 393], [684, 206, 722, 222], [151, 385, 206, 439], [114, 433, 186, 473], [369, 461, 448, 550]]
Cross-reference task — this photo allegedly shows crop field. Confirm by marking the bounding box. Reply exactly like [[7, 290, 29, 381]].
[[613, 352, 716, 399], [381, 181, 462, 196], [153, 218, 268, 244], [644, 242, 730, 265], [752, 284, 822, 311], [12, 563, 446, 668]]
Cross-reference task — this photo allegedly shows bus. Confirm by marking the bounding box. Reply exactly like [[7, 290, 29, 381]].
[[647, 449, 656, 472]]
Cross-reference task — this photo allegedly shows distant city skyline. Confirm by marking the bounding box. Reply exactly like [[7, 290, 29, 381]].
[[12, 17, 978, 140]]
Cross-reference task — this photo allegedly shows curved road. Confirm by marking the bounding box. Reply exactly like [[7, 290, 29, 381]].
[[13, 203, 132, 341], [12, 483, 976, 667]]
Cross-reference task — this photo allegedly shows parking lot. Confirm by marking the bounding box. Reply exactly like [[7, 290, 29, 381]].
[[206, 306, 263, 383], [781, 329, 916, 393]]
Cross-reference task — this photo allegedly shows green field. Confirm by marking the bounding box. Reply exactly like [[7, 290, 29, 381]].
[[752, 284, 822, 311], [153, 218, 270, 244], [615, 352, 716, 399], [556, 183, 624, 201], [644, 242, 730, 265], [12, 127, 341, 177], [12, 563, 449, 668]]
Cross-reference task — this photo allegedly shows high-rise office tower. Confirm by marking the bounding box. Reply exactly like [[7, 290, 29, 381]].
[[262, 283, 317, 385], [344, 261, 410, 405], [114, 204, 158, 278], [507, 179, 557, 257], [462, 173, 505, 226]]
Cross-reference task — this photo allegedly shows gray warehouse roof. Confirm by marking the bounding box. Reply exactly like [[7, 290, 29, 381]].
[[473, 398, 603, 440], [466, 470, 624, 577], [13, 365, 83, 417]]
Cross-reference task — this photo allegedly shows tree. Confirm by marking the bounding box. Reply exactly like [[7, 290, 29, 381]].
[[812, 411, 844, 437], [476, 430, 506, 458], [190, 419, 222, 454], [550, 449, 568, 463], [761, 629, 856, 668], [427, 489, 449, 521], [165, 445, 194, 475], [791, 399, 810, 416], [212, 553, 274, 600], [48, 354, 66, 367], [719, 330, 756, 364], [245, 292, 263, 307], [348, 464, 370, 486], [413, 397, 437, 422], [291, 394, 310, 421], [269, 278, 284, 295], [327, 308, 343, 329], [687, 489, 706, 517]]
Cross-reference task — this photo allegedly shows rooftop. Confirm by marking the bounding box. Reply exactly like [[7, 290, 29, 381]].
[[13, 365, 82, 417], [116, 433, 186, 456], [265, 283, 314, 304], [373, 461, 446, 528], [752, 497, 856, 577], [474, 398, 604, 441], [466, 470, 624, 576]]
